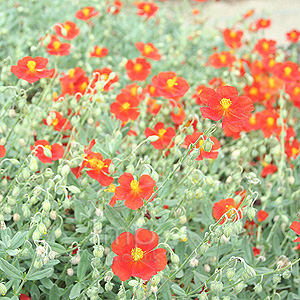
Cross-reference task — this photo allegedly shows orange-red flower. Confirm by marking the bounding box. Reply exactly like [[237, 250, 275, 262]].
[[151, 71, 189, 100], [273, 61, 300, 83], [207, 51, 236, 68], [257, 210, 268, 223], [20, 294, 31, 300], [75, 7, 99, 21], [223, 29, 243, 49], [171, 102, 186, 125], [46, 35, 71, 56], [31, 140, 64, 164], [135, 42, 161, 60], [183, 131, 221, 160], [135, 2, 158, 19], [256, 110, 280, 138], [43, 111, 72, 132], [261, 163, 277, 178], [255, 18, 271, 30], [121, 83, 145, 103], [125, 57, 152, 81], [0, 145, 6, 158], [109, 173, 156, 209], [91, 68, 119, 92], [285, 82, 300, 102], [213, 198, 243, 225], [253, 247, 260, 257], [199, 86, 254, 132], [254, 39, 277, 57], [110, 93, 140, 122], [192, 84, 206, 105], [146, 98, 162, 115], [111, 228, 167, 281], [145, 122, 176, 149], [285, 138, 300, 159], [286, 29, 300, 43], [90, 46, 109, 58], [54, 21, 80, 40], [107, 1, 123, 14], [11, 56, 54, 84], [75, 139, 114, 186], [290, 218, 300, 243]]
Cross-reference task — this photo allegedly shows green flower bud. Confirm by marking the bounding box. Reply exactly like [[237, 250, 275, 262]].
[[273, 274, 281, 284], [44, 218, 51, 228], [93, 245, 104, 258], [199, 293, 208, 300], [234, 282, 246, 294], [233, 220, 243, 234], [210, 281, 223, 294], [0, 283, 7, 296], [29, 157, 38, 172], [23, 209, 31, 218], [54, 228, 62, 238], [200, 243, 210, 254], [105, 282, 114, 292], [203, 139, 213, 152], [171, 254, 180, 264], [38, 223, 47, 235], [245, 207, 256, 221], [12, 187, 19, 197], [3, 205, 11, 214], [226, 268, 235, 281], [147, 135, 160, 142], [8, 197, 16, 206], [224, 223, 233, 238], [42, 200, 51, 212], [282, 269, 291, 279], [242, 264, 256, 280], [254, 283, 262, 294], [61, 165, 70, 177]]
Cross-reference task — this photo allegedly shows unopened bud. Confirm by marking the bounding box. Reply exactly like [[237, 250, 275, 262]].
[[210, 281, 223, 294], [67, 268, 74, 276], [42, 200, 51, 212], [171, 254, 180, 264], [54, 228, 62, 238], [0, 283, 7, 296], [190, 257, 199, 267], [147, 135, 160, 142]]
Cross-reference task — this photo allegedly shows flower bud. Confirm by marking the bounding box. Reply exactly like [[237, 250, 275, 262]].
[[282, 269, 291, 279], [179, 215, 187, 224], [254, 283, 262, 294], [226, 268, 235, 281], [105, 282, 114, 292], [29, 157, 38, 172], [36, 246, 46, 256], [224, 223, 233, 238], [190, 257, 199, 267], [22, 168, 31, 181], [0, 283, 7, 296], [13, 213, 21, 222], [203, 139, 213, 152], [234, 282, 246, 293], [50, 210, 57, 220], [147, 135, 160, 142], [55, 228, 62, 238], [210, 281, 223, 294], [61, 165, 70, 177], [273, 274, 281, 284], [245, 206, 256, 221], [67, 268, 74, 276], [42, 200, 51, 212], [38, 223, 47, 235], [243, 264, 256, 280], [171, 254, 180, 264], [204, 264, 210, 273], [200, 242, 210, 254], [93, 245, 104, 258], [199, 293, 208, 300]]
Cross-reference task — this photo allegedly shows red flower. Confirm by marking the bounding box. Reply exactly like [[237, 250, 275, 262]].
[[261, 163, 277, 178], [90, 46, 109, 58], [171, 102, 186, 125], [199, 86, 254, 132], [43, 111, 72, 132], [151, 71, 189, 100], [183, 131, 221, 161], [75, 140, 114, 186], [253, 247, 261, 257], [31, 140, 64, 164], [11, 56, 54, 84], [207, 51, 236, 68], [20, 294, 31, 300], [285, 138, 300, 159], [273, 61, 300, 83], [254, 39, 277, 57], [256, 110, 280, 138], [75, 7, 99, 21], [54, 21, 80, 40], [110, 173, 156, 209], [107, 1, 123, 14], [121, 83, 145, 103], [257, 210, 268, 223], [46, 35, 71, 56], [286, 30, 300, 43], [135, 2, 158, 19], [91, 68, 119, 92], [111, 228, 167, 281], [213, 198, 243, 225], [223, 29, 243, 49], [145, 122, 176, 149], [146, 98, 162, 115], [255, 19, 271, 29], [285, 82, 300, 102], [290, 218, 300, 242], [0, 145, 6, 158], [125, 57, 152, 81], [192, 85, 206, 105], [110, 93, 140, 122], [135, 42, 161, 61]]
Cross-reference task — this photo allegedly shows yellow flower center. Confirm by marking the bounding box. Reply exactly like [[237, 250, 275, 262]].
[[131, 247, 145, 261], [131, 86, 138, 96], [27, 60, 37, 73], [88, 158, 106, 170], [225, 205, 234, 217], [144, 44, 153, 54], [83, 8, 90, 17], [166, 77, 178, 88], [143, 4, 151, 13], [149, 86, 156, 94], [267, 117, 275, 126], [45, 145, 52, 151], [53, 41, 61, 50], [292, 147, 299, 157], [68, 68, 75, 78], [122, 102, 130, 110], [249, 116, 256, 125], [284, 66, 292, 76], [95, 47, 102, 55], [105, 183, 116, 193], [158, 128, 166, 138], [64, 24, 71, 32], [198, 140, 204, 148], [268, 78, 275, 88], [52, 118, 59, 127], [130, 179, 140, 191], [230, 31, 236, 38], [291, 32, 297, 39], [294, 87, 300, 95], [220, 98, 232, 110], [261, 20, 267, 26], [249, 87, 258, 95], [219, 54, 227, 64], [262, 42, 269, 51], [269, 59, 275, 67], [80, 81, 88, 92], [133, 63, 143, 72]]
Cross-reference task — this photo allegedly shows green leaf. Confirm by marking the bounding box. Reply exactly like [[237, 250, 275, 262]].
[[27, 268, 53, 281], [105, 204, 125, 228], [10, 231, 28, 249], [0, 258, 22, 280], [77, 250, 89, 281], [273, 234, 281, 256], [69, 282, 82, 299], [48, 242, 66, 254], [193, 270, 208, 286], [49, 284, 60, 300], [171, 284, 186, 296]]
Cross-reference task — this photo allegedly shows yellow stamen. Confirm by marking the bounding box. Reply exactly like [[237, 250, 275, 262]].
[[83, 8, 90, 17], [158, 128, 166, 138], [262, 42, 269, 51], [45, 145, 52, 151], [294, 87, 300, 95], [88, 158, 106, 170], [267, 117, 274, 126], [27, 60, 36, 73], [219, 54, 227, 64], [144, 45, 153, 54], [52, 118, 59, 127], [268, 78, 275, 88], [292, 147, 299, 157], [95, 47, 102, 56], [122, 102, 130, 110], [230, 31, 236, 38], [249, 87, 258, 95], [284, 66, 292, 76], [53, 41, 61, 50], [133, 63, 143, 72], [220, 98, 232, 110], [166, 77, 178, 88], [64, 24, 71, 32], [249, 116, 256, 125], [131, 247, 145, 261], [130, 179, 139, 191], [143, 4, 150, 13], [68, 68, 75, 78]]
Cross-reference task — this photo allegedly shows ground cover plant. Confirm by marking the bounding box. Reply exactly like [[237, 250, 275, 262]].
[[0, 0, 300, 299]]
